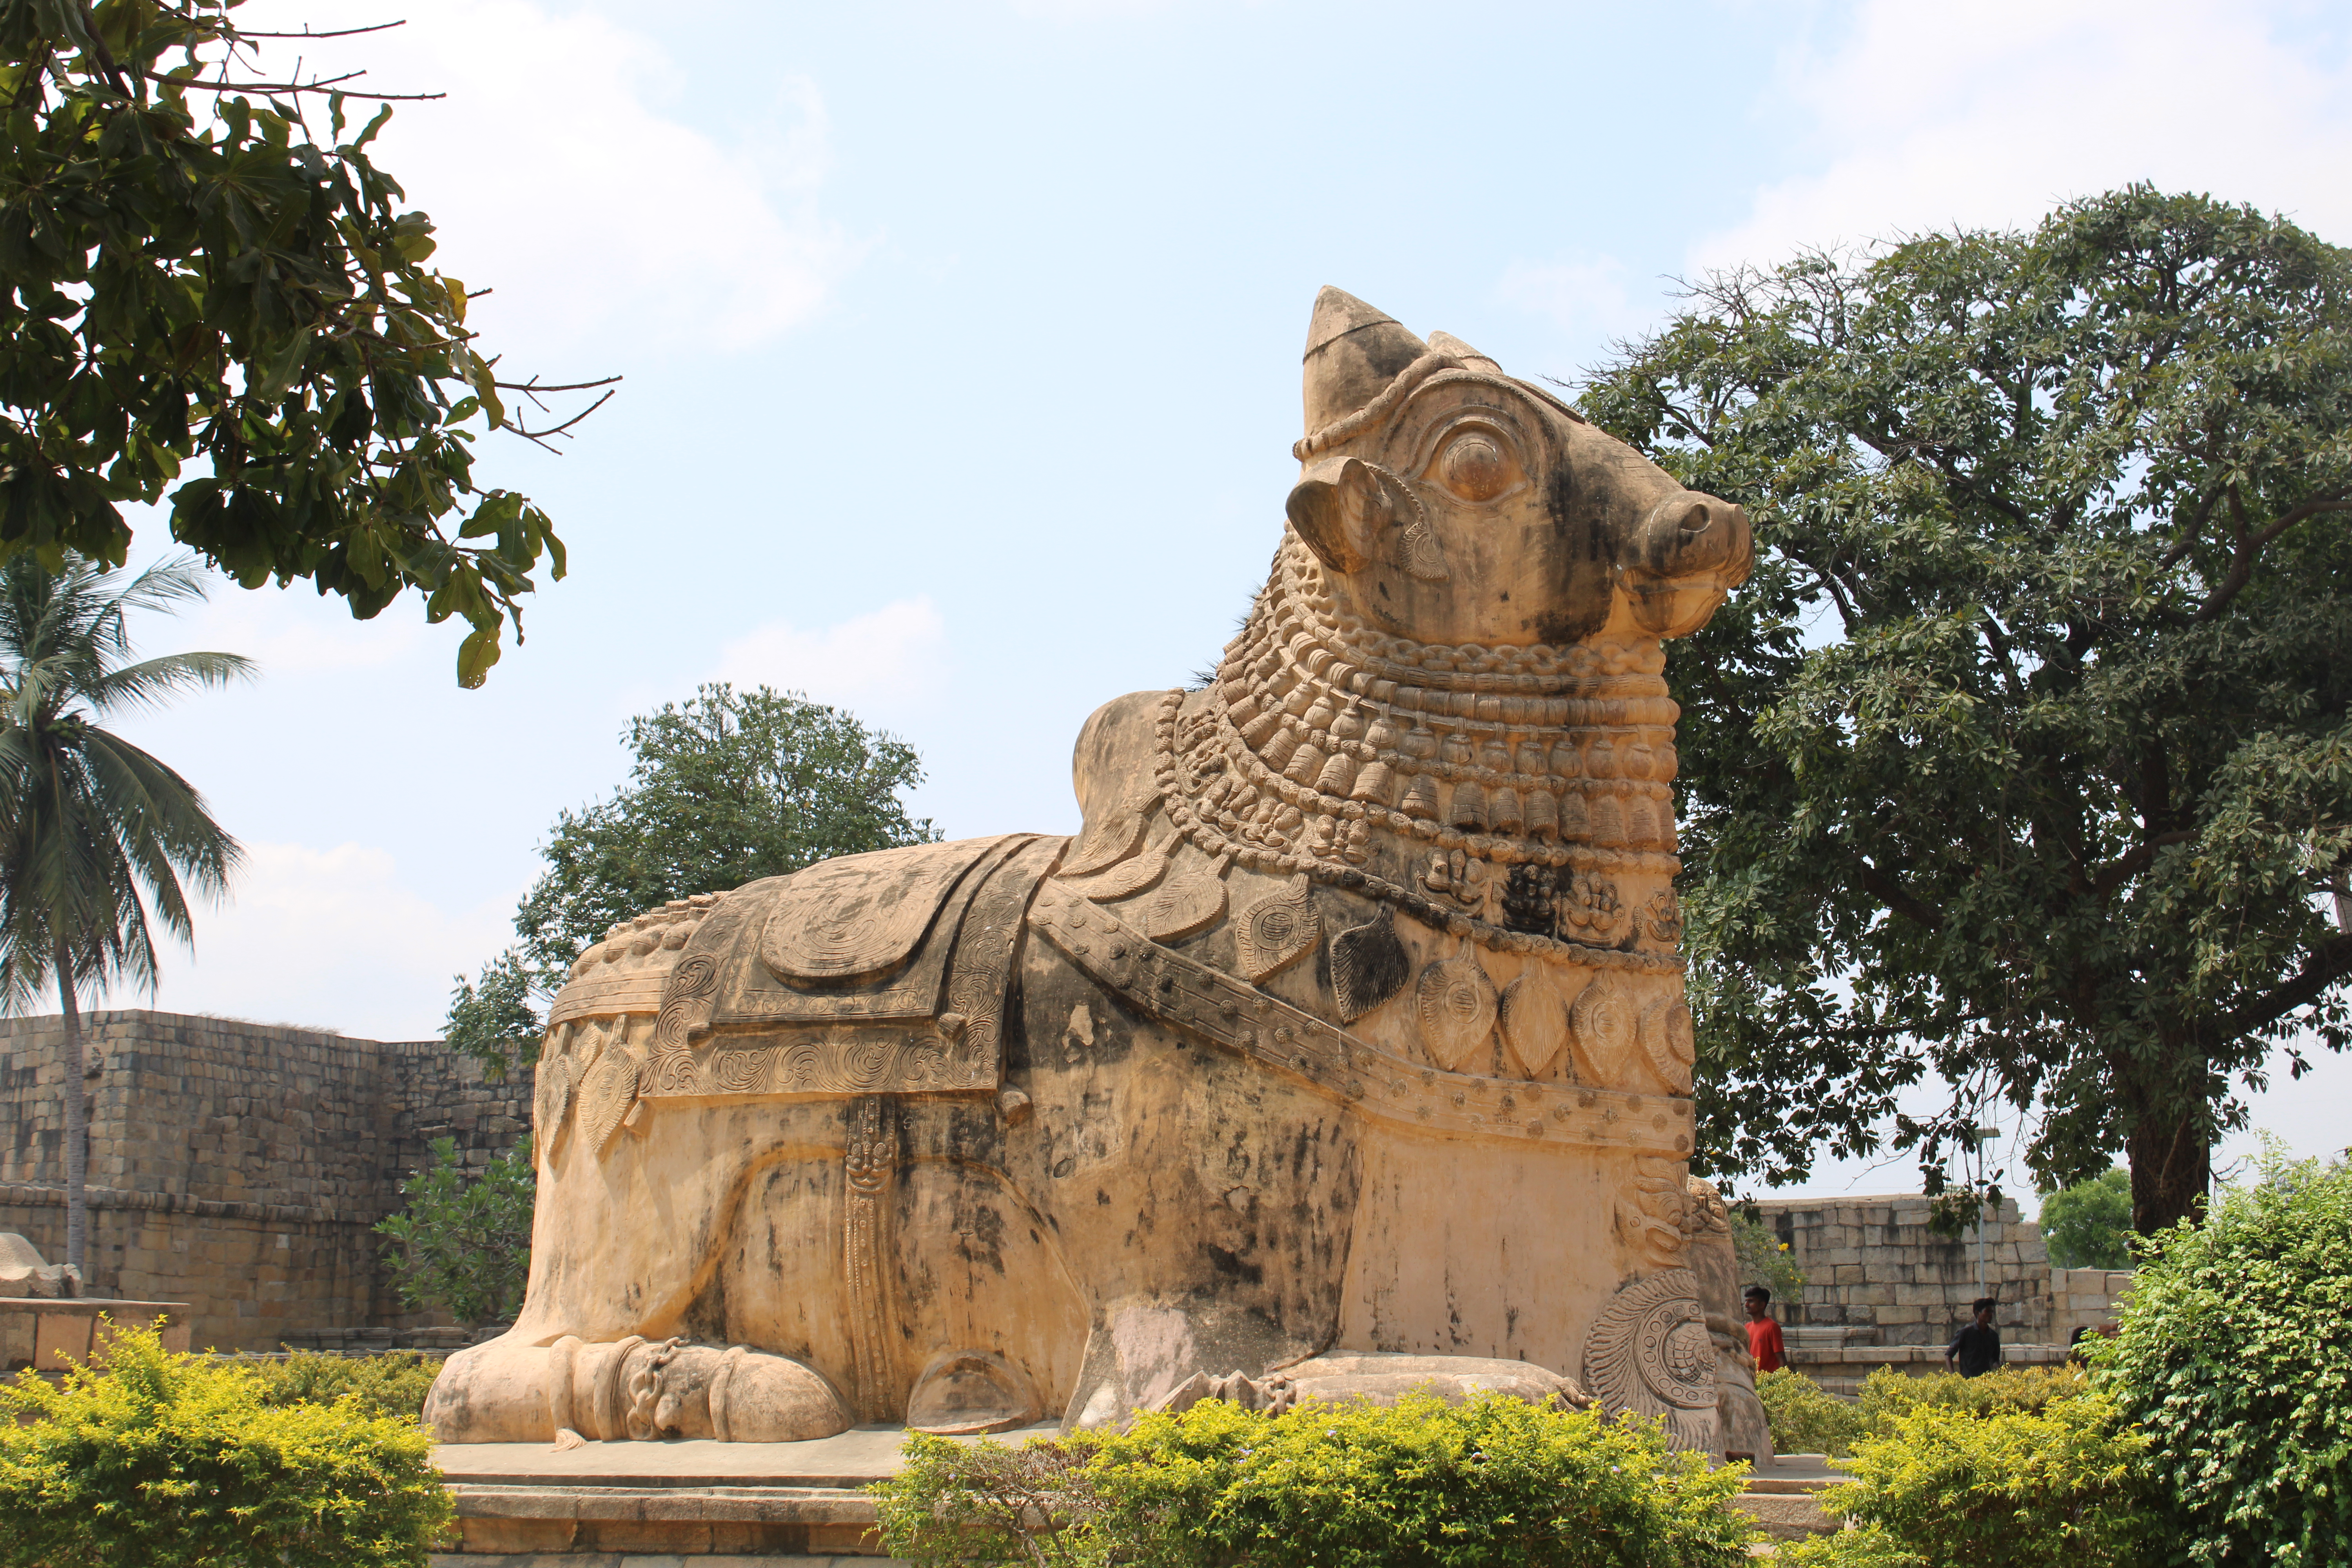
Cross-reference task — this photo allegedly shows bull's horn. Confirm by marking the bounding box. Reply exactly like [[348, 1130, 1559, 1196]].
[[1303, 286, 1426, 437]]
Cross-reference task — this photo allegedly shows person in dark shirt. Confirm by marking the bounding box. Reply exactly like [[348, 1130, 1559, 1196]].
[[1744, 1285, 1787, 1374], [1945, 1297, 2002, 1377]]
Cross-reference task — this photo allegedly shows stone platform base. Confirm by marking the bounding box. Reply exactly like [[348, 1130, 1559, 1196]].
[[0, 1296, 190, 1372], [435, 1430, 1841, 1556], [434, 1425, 1055, 1558]]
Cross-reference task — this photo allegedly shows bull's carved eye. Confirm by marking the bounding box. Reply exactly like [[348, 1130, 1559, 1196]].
[[1428, 428, 1523, 503]]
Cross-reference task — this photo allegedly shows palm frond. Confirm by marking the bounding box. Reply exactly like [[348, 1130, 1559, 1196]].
[[111, 554, 220, 620], [80, 730, 240, 926], [0, 551, 244, 1015], [85, 652, 258, 716]]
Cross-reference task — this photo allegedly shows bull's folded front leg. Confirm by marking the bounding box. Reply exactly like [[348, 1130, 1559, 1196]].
[[425, 1332, 854, 1446]]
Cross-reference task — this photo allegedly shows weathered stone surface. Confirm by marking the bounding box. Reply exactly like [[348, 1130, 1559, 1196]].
[[0, 1231, 78, 1299], [430, 289, 1757, 1455], [0, 1010, 532, 1350]]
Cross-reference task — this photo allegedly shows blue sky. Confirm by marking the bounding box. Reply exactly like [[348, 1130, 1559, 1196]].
[[95, 0, 2352, 1200]]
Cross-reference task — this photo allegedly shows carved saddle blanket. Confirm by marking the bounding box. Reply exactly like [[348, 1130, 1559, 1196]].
[[620, 834, 1064, 1101]]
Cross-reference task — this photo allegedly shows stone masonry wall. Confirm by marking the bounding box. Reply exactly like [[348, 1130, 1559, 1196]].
[[2051, 1267, 2135, 1341], [1753, 1192, 2056, 1348], [0, 1011, 530, 1352]]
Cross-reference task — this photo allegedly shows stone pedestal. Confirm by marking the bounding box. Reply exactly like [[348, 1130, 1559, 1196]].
[[0, 1296, 191, 1372], [431, 1429, 1834, 1557]]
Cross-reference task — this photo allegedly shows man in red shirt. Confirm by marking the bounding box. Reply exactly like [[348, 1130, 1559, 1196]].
[[1744, 1285, 1787, 1374]]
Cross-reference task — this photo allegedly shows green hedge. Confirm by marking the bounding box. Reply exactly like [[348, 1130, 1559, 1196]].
[[2097, 1147, 2352, 1567], [1780, 1390, 2154, 1568], [247, 1349, 444, 1422], [1757, 1364, 2085, 1458], [872, 1390, 1757, 1567], [0, 1323, 452, 1568]]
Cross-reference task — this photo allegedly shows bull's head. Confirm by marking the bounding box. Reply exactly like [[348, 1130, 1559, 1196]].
[[1283, 288, 1750, 646]]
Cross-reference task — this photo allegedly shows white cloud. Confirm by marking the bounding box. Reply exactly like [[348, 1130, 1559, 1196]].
[[143, 842, 514, 1040], [1700, 0, 2352, 271], [235, 0, 859, 361], [712, 597, 950, 712], [1495, 254, 1645, 345], [158, 584, 425, 677]]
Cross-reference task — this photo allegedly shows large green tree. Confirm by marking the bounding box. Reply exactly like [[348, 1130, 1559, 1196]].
[[448, 683, 938, 1077], [0, 550, 247, 1271], [0, 0, 611, 686], [1582, 186, 2352, 1233]]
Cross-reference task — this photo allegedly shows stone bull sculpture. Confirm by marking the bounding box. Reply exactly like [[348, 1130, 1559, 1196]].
[[426, 288, 1758, 1451]]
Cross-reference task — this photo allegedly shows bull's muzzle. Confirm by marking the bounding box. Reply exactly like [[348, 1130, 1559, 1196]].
[[1622, 491, 1754, 637]]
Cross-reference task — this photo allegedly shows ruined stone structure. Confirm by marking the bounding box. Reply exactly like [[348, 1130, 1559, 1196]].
[[430, 288, 1762, 1452], [1753, 1192, 2137, 1354], [0, 1010, 530, 1351], [1751, 1193, 2058, 1347]]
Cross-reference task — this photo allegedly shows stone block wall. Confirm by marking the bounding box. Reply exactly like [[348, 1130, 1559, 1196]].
[[2051, 1267, 2134, 1341], [1752, 1192, 2055, 1348], [0, 1011, 531, 1352]]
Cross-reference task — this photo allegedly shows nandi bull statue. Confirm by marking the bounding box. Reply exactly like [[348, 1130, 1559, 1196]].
[[426, 288, 1757, 1452]]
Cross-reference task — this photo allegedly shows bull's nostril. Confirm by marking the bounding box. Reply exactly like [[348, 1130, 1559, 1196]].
[[1680, 503, 1710, 535]]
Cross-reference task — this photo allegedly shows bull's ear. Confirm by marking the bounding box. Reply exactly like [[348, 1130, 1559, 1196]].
[[1286, 456, 1384, 573]]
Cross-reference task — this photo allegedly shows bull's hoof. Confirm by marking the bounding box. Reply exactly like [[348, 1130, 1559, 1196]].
[[906, 1348, 1042, 1435]]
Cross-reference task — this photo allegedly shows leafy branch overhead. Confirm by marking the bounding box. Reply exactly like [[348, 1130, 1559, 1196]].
[[1583, 187, 2352, 1230], [0, 1, 616, 686]]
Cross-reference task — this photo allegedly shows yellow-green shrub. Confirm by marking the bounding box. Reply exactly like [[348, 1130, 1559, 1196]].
[[1757, 1367, 1869, 1456], [1856, 1364, 2083, 1423], [0, 1323, 452, 1568], [247, 1349, 444, 1421], [873, 1391, 1759, 1568], [1781, 1391, 2155, 1568], [1760, 1364, 2089, 1459]]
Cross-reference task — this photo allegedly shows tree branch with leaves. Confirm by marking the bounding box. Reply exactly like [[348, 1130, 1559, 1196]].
[[1584, 187, 2352, 1232], [0, 0, 615, 686]]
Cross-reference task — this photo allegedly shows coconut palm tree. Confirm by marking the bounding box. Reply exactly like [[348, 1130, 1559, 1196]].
[[0, 552, 251, 1274]]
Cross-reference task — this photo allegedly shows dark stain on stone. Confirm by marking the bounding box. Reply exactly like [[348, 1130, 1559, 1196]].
[[1203, 1243, 1264, 1285]]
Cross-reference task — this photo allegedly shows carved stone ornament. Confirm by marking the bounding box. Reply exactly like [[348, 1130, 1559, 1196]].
[[1077, 838, 1172, 903], [1639, 995, 1697, 1093], [576, 1037, 646, 1161], [1582, 1268, 1719, 1452], [1568, 976, 1637, 1086], [1617, 1154, 1690, 1271], [1058, 784, 1160, 880], [1498, 965, 1571, 1077], [762, 839, 1009, 984], [1638, 887, 1683, 946], [1030, 881, 1693, 1151], [1331, 906, 1412, 1022], [1234, 874, 1321, 982], [1416, 942, 1499, 1071], [1137, 850, 1229, 942]]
